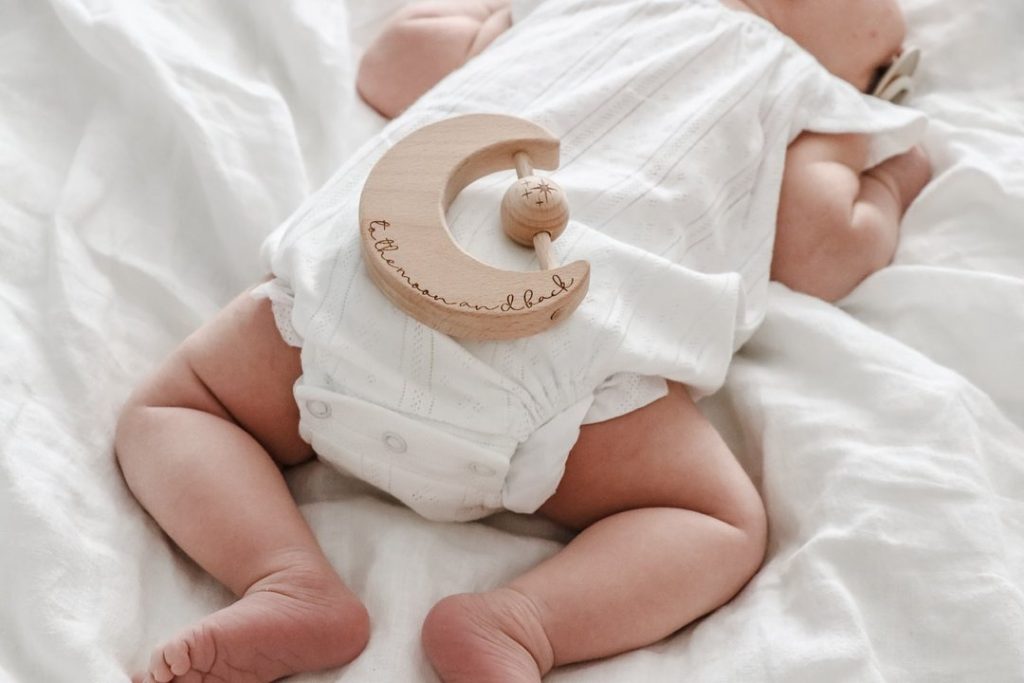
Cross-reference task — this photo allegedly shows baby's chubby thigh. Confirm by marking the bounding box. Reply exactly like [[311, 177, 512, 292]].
[[123, 285, 314, 469], [537, 381, 766, 538]]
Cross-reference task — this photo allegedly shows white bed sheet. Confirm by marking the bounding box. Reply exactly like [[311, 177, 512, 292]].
[[1, 0, 1022, 681]]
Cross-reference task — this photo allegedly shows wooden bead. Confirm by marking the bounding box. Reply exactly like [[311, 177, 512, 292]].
[[501, 175, 570, 248]]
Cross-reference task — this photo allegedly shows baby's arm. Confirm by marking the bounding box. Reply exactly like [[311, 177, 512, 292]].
[[357, 0, 513, 118], [772, 132, 931, 302]]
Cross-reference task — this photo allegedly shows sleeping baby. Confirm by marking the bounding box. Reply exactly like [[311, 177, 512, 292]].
[[116, 0, 932, 681]]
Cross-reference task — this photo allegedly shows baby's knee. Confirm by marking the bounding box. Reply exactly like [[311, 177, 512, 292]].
[[113, 349, 221, 467], [113, 393, 159, 491], [726, 485, 768, 579], [706, 475, 767, 580]]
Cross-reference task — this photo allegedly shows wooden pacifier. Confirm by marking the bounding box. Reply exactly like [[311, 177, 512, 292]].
[[872, 46, 921, 104], [359, 114, 590, 341]]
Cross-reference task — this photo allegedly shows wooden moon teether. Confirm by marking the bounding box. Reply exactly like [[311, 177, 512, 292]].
[[873, 46, 921, 104], [359, 114, 590, 341]]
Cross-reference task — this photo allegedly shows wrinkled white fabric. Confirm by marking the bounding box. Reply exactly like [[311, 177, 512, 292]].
[[2, 0, 1023, 680], [259, 0, 925, 521]]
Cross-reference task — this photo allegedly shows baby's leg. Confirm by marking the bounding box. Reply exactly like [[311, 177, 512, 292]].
[[421, 382, 766, 681], [116, 289, 369, 683]]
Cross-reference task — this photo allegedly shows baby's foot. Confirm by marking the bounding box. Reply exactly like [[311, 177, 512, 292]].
[[421, 587, 555, 683], [137, 563, 369, 683]]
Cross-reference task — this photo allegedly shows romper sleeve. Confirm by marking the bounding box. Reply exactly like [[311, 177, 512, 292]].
[[795, 55, 928, 168]]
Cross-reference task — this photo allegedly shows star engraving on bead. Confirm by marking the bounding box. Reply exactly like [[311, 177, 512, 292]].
[[521, 179, 556, 206]]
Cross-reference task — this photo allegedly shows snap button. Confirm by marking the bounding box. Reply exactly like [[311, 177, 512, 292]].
[[383, 431, 407, 454], [468, 462, 497, 477], [306, 400, 331, 419]]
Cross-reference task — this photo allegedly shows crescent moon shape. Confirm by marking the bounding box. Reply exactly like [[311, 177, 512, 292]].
[[359, 114, 590, 341]]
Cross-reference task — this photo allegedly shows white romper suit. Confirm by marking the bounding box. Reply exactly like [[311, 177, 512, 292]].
[[256, 0, 926, 521]]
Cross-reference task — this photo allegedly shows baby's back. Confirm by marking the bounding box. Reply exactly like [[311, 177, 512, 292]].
[[264, 0, 825, 422]]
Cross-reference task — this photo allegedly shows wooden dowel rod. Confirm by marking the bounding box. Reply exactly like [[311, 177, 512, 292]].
[[513, 151, 533, 179], [533, 231, 555, 270]]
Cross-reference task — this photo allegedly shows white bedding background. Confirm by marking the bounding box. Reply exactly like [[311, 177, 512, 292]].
[[1, 1, 1022, 681]]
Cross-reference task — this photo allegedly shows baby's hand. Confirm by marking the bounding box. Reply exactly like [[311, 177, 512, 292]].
[[864, 146, 932, 212], [357, 0, 513, 119]]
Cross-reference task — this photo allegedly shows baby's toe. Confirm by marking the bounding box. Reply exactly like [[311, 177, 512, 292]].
[[148, 645, 175, 683], [163, 638, 191, 676]]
